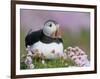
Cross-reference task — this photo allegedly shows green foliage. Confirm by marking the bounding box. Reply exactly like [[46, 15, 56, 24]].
[[20, 58, 75, 69]]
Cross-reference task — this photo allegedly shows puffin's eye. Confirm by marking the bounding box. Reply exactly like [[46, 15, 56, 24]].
[[49, 24, 52, 27]]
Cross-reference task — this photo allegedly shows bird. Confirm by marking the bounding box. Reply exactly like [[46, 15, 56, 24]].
[[25, 20, 64, 59]]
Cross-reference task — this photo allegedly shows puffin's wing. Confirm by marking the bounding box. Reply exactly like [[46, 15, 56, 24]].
[[25, 29, 43, 47], [58, 38, 63, 43]]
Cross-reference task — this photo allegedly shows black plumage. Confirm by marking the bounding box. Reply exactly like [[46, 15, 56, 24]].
[[25, 29, 63, 47]]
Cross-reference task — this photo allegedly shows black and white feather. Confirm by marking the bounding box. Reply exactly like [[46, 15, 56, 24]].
[[25, 20, 64, 59]]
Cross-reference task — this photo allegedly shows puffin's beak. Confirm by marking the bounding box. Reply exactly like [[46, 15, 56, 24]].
[[51, 25, 63, 38], [55, 25, 62, 38]]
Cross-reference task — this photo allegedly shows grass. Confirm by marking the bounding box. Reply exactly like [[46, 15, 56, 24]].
[[20, 29, 90, 69], [21, 58, 76, 69]]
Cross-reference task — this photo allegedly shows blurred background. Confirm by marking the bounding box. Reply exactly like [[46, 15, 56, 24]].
[[20, 9, 90, 68]]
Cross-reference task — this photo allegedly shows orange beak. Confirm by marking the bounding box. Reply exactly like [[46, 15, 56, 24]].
[[55, 26, 63, 38], [51, 25, 63, 38]]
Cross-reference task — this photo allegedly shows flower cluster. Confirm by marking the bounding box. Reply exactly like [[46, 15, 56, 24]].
[[65, 46, 90, 67], [24, 46, 46, 69], [24, 46, 34, 69]]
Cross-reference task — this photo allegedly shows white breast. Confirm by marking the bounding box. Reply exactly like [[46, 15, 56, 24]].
[[31, 41, 64, 59]]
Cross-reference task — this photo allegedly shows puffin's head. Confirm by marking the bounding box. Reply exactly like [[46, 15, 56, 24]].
[[43, 20, 62, 38]]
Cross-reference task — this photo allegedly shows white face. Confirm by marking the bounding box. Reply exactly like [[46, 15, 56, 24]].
[[43, 21, 60, 38]]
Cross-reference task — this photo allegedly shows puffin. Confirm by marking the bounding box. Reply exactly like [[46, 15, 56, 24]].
[[25, 20, 64, 59]]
